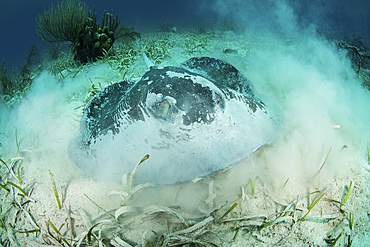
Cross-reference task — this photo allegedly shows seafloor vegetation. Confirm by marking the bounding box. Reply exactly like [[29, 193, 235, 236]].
[[0, 133, 369, 246]]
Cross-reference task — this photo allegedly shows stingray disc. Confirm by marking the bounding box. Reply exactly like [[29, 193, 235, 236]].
[[70, 57, 274, 185]]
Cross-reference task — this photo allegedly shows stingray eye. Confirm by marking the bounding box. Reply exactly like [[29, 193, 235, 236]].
[[156, 99, 171, 120]]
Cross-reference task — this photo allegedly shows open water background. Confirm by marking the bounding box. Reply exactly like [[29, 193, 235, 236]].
[[0, 0, 369, 73]]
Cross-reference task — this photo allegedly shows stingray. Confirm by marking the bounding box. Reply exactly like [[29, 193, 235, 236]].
[[70, 57, 275, 185]]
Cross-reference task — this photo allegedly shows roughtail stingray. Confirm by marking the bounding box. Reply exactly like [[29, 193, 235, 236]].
[[69, 57, 275, 185]]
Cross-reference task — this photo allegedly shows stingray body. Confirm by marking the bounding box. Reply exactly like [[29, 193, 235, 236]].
[[71, 57, 274, 185]]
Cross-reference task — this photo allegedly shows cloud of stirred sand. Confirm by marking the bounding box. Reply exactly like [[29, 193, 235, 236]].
[[0, 0, 369, 193], [208, 0, 370, 187]]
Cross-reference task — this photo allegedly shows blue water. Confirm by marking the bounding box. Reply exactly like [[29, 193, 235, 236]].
[[1, 0, 369, 73]]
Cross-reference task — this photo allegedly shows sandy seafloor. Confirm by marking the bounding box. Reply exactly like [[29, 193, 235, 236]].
[[0, 29, 370, 246]]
